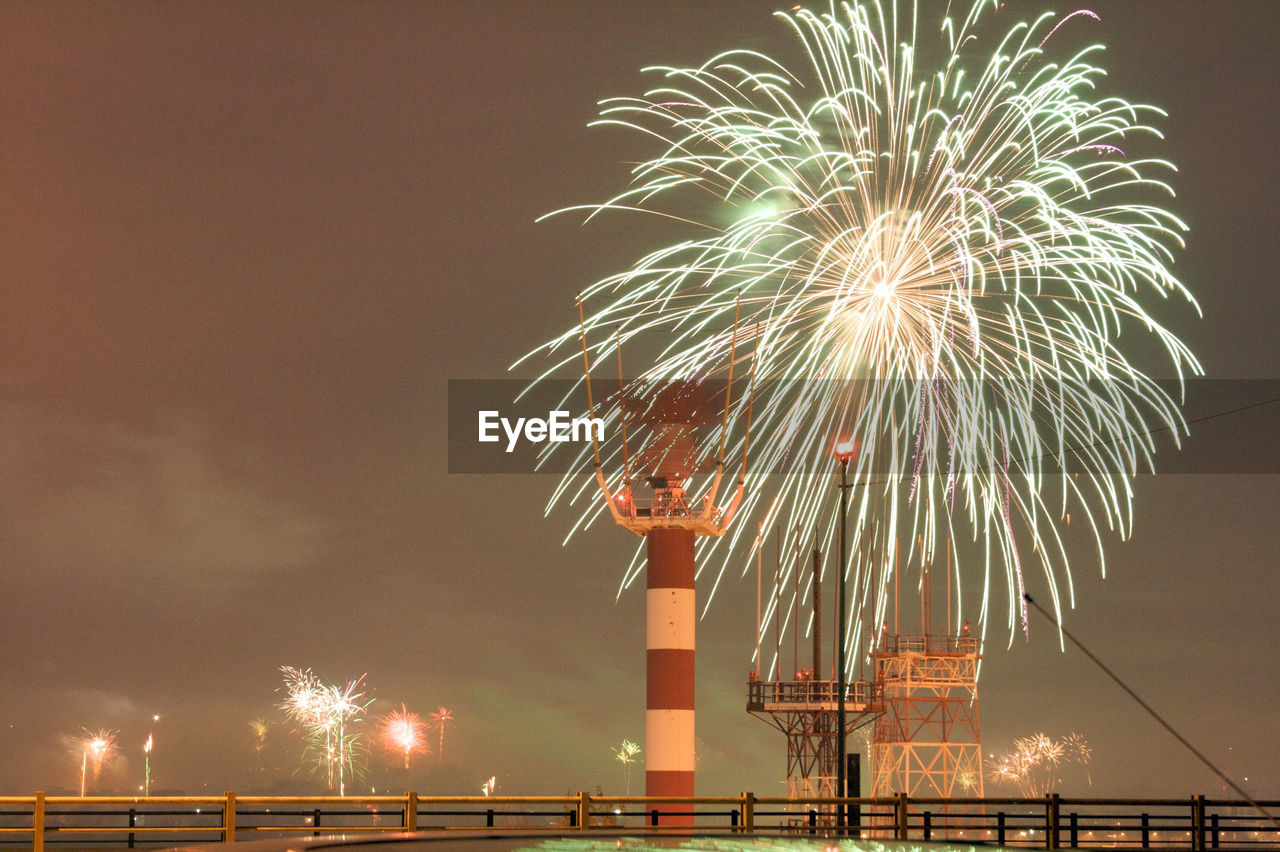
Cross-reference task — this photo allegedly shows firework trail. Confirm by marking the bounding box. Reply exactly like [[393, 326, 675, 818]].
[[279, 666, 375, 796], [430, 707, 454, 761], [518, 0, 1199, 661], [988, 731, 1092, 795], [66, 728, 119, 796]]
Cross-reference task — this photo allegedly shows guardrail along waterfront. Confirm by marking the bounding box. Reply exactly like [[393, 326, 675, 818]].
[[1, 792, 1277, 849]]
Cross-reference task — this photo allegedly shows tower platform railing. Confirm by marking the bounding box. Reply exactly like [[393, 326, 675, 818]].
[[747, 678, 881, 712], [877, 634, 980, 656]]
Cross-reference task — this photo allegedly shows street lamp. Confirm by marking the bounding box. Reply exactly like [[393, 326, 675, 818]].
[[834, 437, 858, 828]]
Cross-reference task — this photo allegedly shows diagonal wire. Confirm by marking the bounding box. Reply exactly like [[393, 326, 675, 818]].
[[1024, 593, 1279, 830]]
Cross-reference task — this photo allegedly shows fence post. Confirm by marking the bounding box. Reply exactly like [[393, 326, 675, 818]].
[[895, 793, 909, 840], [1192, 795, 1206, 852], [997, 812, 1006, 847], [923, 810, 932, 841], [1141, 813, 1150, 848], [1210, 812, 1219, 849], [33, 792, 44, 852], [222, 791, 237, 843], [576, 791, 590, 831], [129, 807, 137, 848], [1046, 793, 1060, 850], [1069, 811, 1078, 848], [742, 792, 755, 833], [406, 792, 418, 832]]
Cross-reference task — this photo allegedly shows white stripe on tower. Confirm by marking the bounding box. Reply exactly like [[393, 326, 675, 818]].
[[645, 528, 695, 809]]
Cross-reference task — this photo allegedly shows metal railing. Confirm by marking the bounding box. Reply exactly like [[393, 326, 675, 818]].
[[1, 792, 1276, 849], [878, 634, 980, 655], [747, 678, 881, 709]]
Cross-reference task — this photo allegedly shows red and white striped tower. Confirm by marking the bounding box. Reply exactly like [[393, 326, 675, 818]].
[[591, 387, 749, 823], [624, 403, 714, 816], [645, 527, 696, 801], [578, 305, 753, 822]]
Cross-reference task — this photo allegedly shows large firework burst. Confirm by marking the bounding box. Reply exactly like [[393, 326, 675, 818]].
[[519, 1, 1198, 661]]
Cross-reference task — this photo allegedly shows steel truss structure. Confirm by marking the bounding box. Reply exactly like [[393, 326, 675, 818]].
[[870, 633, 983, 798], [747, 679, 880, 799]]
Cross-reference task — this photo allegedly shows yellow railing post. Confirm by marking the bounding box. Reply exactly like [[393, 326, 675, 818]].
[[406, 792, 418, 832], [33, 792, 44, 852], [576, 791, 590, 830], [741, 792, 755, 833], [223, 791, 236, 843], [1047, 793, 1060, 850]]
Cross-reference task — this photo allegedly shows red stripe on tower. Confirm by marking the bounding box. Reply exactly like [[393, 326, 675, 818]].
[[645, 527, 695, 822]]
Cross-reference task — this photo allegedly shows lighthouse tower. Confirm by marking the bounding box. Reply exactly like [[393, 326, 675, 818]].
[[578, 311, 752, 818]]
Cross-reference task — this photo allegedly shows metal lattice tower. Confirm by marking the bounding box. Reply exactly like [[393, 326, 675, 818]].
[[869, 631, 983, 798], [748, 678, 880, 799]]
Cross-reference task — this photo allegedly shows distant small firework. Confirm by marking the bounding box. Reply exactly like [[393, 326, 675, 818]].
[[430, 707, 454, 761], [249, 718, 271, 776], [66, 728, 119, 796], [481, 775, 496, 796], [279, 666, 375, 796], [250, 718, 269, 753], [988, 731, 1091, 796], [379, 704, 428, 770], [613, 739, 641, 795]]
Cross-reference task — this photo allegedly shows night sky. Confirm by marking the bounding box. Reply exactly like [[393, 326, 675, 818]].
[[0, 1, 1275, 799]]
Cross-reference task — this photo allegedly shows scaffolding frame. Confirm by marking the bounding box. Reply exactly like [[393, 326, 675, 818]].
[[870, 633, 983, 798], [747, 679, 880, 800]]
